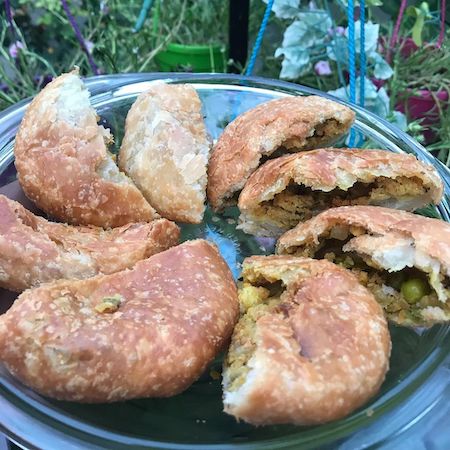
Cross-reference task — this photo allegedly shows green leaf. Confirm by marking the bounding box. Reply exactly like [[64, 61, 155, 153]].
[[328, 77, 392, 119], [352, 21, 379, 55], [412, 15, 425, 46], [281, 20, 308, 47], [263, 0, 300, 19], [275, 46, 310, 79], [339, 0, 383, 6], [406, 2, 432, 46], [275, 10, 331, 80], [327, 35, 347, 62], [373, 53, 394, 80]]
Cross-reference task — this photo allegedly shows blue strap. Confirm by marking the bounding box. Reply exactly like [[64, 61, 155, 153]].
[[133, 0, 156, 33], [347, 0, 357, 146], [359, 0, 366, 108], [245, 0, 274, 76], [347, 0, 357, 105]]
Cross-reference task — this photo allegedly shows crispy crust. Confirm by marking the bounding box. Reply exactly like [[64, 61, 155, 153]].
[[0, 240, 238, 402], [119, 82, 211, 223], [277, 206, 450, 276], [223, 256, 390, 425], [14, 70, 158, 228], [277, 206, 450, 326], [0, 194, 179, 292], [207, 96, 355, 209], [238, 148, 443, 236]]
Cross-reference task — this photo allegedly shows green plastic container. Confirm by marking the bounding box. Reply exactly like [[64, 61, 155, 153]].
[[155, 43, 227, 73]]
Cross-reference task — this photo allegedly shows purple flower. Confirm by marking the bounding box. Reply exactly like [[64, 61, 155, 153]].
[[8, 41, 24, 59], [328, 26, 345, 37], [314, 60, 332, 76], [85, 40, 94, 54]]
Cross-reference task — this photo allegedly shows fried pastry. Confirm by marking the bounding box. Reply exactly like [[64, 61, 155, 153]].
[[238, 148, 443, 237], [207, 96, 355, 210], [223, 256, 390, 425], [119, 82, 211, 223], [277, 205, 450, 326], [0, 240, 238, 402], [14, 69, 157, 228], [0, 194, 179, 292]]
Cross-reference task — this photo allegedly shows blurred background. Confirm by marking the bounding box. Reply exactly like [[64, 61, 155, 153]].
[[1, 0, 449, 163]]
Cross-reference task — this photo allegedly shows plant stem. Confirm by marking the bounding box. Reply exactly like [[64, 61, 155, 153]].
[[388, 0, 408, 63], [60, 0, 100, 75], [136, 0, 187, 72], [4, 0, 15, 38], [437, 0, 446, 48], [133, 0, 155, 33]]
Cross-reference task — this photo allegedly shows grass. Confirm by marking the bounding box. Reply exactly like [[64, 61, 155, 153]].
[[387, 35, 450, 162], [0, 17, 57, 107], [391, 42, 450, 93], [157, 0, 228, 46]]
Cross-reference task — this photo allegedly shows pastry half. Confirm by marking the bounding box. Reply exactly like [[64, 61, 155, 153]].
[[0, 194, 179, 292], [207, 96, 355, 210], [277, 205, 450, 326], [223, 256, 390, 425], [0, 240, 238, 402], [238, 148, 443, 237], [14, 69, 157, 228], [119, 82, 211, 223]]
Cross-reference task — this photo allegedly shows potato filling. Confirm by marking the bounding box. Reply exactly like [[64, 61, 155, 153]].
[[258, 119, 343, 167], [300, 118, 341, 148], [285, 227, 450, 325], [225, 280, 284, 392], [253, 176, 427, 231]]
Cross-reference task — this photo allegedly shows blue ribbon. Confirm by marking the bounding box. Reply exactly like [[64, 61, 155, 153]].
[[245, 0, 274, 76]]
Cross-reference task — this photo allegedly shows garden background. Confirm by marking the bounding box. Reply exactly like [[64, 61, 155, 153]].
[[1, 0, 449, 164]]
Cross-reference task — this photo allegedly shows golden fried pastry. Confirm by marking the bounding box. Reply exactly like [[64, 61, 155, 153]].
[[207, 96, 355, 210], [0, 240, 238, 402], [277, 206, 450, 326], [0, 194, 179, 292], [119, 82, 211, 223], [238, 148, 443, 237], [223, 256, 390, 425], [14, 69, 158, 228]]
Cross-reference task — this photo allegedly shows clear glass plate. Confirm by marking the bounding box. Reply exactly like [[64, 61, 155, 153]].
[[1, 73, 450, 450]]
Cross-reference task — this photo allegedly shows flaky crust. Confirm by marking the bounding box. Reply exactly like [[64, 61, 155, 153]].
[[0, 240, 238, 402], [277, 206, 450, 278], [119, 82, 211, 223], [14, 70, 158, 228], [207, 96, 355, 209], [239, 148, 443, 236], [0, 194, 179, 292], [223, 256, 390, 425]]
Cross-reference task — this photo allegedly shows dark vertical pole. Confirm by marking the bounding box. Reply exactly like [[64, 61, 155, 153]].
[[228, 0, 250, 73]]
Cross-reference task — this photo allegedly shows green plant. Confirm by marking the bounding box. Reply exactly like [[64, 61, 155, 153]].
[[0, 1, 191, 110], [405, 1, 432, 46], [156, 0, 228, 46], [428, 112, 450, 164], [0, 17, 56, 108], [390, 40, 450, 94]]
